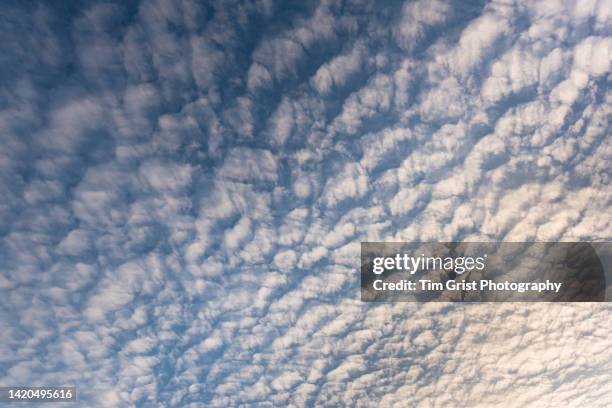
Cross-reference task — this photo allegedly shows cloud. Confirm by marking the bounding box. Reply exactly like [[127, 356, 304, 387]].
[[310, 41, 367, 94], [322, 162, 369, 207], [331, 74, 394, 135], [218, 147, 278, 183], [393, 0, 451, 50], [0, 0, 611, 406]]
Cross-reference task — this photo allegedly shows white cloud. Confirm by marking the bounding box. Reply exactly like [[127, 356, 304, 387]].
[[1, 0, 611, 406], [273, 249, 297, 271], [332, 74, 394, 135], [267, 97, 294, 146], [394, 0, 451, 50], [218, 147, 278, 183], [311, 41, 366, 94], [444, 9, 512, 78], [573, 36, 611, 77], [322, 162, 369, 207], [223, 216, 252, 251], [139, 160, 192, 193], [57, 229, 92, 256]]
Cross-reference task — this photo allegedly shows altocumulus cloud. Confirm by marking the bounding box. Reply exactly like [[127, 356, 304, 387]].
[[0, 0, 611, 406]]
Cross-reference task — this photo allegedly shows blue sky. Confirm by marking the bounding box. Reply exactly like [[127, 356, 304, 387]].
[[0, 0, 611, 406]]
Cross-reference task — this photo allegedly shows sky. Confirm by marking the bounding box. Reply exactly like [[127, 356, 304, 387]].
[[0, 0, 611, 406]]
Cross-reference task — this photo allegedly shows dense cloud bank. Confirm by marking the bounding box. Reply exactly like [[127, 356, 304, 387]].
[[0, 0, 610, 406]]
